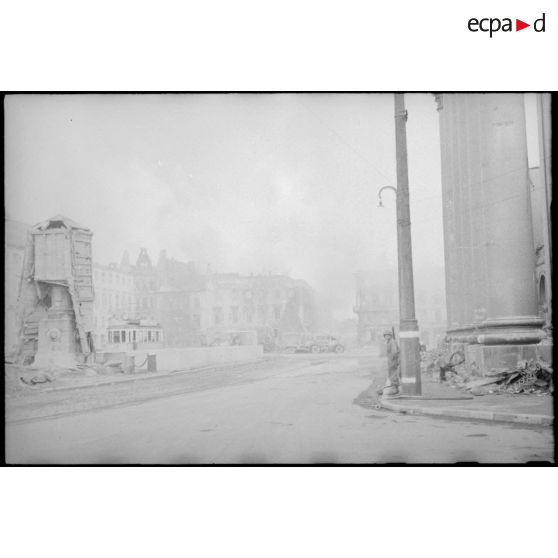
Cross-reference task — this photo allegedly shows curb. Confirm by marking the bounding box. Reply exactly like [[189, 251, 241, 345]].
[[37, 358, 267, 393], [380, 399, 553, 426]]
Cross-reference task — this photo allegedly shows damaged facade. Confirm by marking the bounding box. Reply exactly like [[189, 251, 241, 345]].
[[199, 271, 322, 347], [13, 216, 95, 367], [5, 217, 325, 359]]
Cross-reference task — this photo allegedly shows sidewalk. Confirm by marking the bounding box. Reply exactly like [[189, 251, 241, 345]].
[[379, 379, 554, 426]]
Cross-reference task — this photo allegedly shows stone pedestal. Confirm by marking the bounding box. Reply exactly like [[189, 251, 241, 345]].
[[34, 313, 78, 368], [33, 286, 78, 368], [465, 342, 553, 376]]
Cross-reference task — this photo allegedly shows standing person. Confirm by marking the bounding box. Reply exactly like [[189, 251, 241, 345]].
[[382, 329, 400, 395]]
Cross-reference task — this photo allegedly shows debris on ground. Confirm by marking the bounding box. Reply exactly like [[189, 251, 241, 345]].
[[20, 372, 53, 386], [421, 348, 469, 382], [421, 347, 553, 397], [455, 358, 553, 396], [104, 360, 124, 374]]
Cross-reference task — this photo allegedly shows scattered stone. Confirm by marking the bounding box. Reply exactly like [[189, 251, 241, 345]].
[[20, 372, 53, 386]]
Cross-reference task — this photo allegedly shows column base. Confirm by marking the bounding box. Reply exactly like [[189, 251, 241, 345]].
[[446, 316, 546, 346], [465, 343, 553, 376], [478, 316, 545, 345]]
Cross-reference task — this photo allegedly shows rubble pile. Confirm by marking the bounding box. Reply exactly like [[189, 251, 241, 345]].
[[469, 359, 553, 395], [446, 358, 553, 396], [420, 349, 442, 377], [420, 349, 553, 396]]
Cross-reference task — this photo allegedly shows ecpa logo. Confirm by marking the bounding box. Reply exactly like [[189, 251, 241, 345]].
[[468, 12, 546, 37]]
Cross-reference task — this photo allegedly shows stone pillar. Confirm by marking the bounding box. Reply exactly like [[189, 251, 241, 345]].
[[537, 93, 552, 326], [436, 94, 456, 331], [477, 94, 544, 345], [436, 93, 548, 372], [436, 94, 483, 340], [467, 95, 490, 330]]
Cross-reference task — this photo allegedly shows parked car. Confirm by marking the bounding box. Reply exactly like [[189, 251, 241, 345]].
[[277, 333, 345, 354], [278, 332, 309, 353], [308, 335, 345, 354]]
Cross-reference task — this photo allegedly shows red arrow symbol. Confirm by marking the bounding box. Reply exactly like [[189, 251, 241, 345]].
[[516, 19, 530, 31]]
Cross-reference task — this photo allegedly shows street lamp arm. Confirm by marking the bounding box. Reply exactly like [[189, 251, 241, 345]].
[[377, 185, 397, 207]]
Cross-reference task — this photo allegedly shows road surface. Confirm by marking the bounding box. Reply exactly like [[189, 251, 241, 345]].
[[5, 354, 554, 463]]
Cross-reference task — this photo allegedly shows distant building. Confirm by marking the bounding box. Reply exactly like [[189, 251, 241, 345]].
[[354, 268, 445, 350], [86, 248, 325, 349], [354, 270, 398, 347], [5, 219, 31, 354], [153, 250, 205, 346], [196, 271, 321, 346], [92, 262, 137, 349], [5, 220, 324, 353]]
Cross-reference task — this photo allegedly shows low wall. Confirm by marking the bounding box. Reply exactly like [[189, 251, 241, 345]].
[[128, 345, 264, 372]]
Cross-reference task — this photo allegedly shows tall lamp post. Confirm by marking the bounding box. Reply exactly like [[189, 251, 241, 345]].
[[377, 93, 421, 396]]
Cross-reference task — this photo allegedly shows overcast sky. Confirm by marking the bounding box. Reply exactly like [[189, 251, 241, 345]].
[[5, 93, 539, 319]]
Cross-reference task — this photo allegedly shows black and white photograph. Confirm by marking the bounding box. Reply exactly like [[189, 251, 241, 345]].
[[4, 92, 553, 464]]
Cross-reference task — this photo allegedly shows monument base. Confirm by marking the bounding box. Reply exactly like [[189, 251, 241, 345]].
[[33, 313, 79, 369], [33, 351, 79, 369]]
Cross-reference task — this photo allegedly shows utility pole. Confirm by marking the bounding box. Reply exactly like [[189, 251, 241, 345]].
[[393, 93, 421, 395]]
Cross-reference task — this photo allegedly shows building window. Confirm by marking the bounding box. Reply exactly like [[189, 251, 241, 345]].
[[192, 314, 201, 328], [230, 306, 239, 323], [113, 331, 120, 344], [244, 306, 253, 322], [274, 305, 282, 321], [539, 275, 548, 321], [213, 306, 224, 325], [539, 275, 546, 304]]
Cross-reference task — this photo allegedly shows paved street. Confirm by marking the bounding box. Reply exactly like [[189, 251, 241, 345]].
[[5, 355, 554, 464]]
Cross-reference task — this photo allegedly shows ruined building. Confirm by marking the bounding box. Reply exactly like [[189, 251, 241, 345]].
[[6, 218, 325, 354], [14, 216, 95, 367]]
